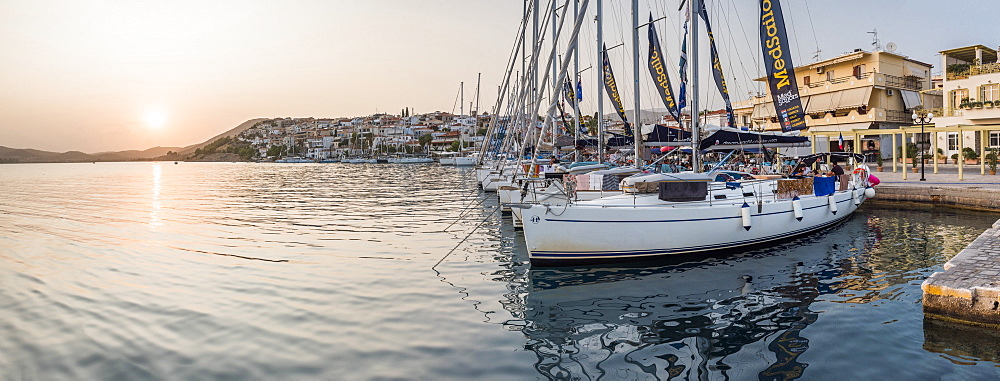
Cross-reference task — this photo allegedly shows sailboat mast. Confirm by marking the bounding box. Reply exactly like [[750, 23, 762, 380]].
[[596, 0, 604, 164], [551, 0, 559, 156], [689, 0, 701, 172], [572, 0, 581, 163], [460, 81, 464, 152], [631, 0, 642, 168], [474, 72, 481, 151]]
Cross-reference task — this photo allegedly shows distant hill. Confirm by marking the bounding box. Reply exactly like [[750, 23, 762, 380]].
[[0, 118, 267, 163], [605, 109, 670, 124], [176, 118, 267, 156]]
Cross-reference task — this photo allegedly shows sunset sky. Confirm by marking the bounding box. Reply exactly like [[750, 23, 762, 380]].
[[1, 0, 996, 153]]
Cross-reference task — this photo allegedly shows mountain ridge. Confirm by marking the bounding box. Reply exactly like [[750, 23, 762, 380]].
[[0, 118, 266, 163]]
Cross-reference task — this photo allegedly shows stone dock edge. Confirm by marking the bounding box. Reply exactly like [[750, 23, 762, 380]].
[[867, 185, 1000, 326]]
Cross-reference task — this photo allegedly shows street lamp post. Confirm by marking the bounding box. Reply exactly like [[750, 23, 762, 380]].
[[912, 112, 934, 182]]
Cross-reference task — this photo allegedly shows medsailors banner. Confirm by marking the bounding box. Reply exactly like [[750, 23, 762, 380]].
[[647, 16, 682, 125], [602, 45, 632, 136], [563, 80, 576, 105], [699, 5, 734, 127], [759, 0, 806, 132]]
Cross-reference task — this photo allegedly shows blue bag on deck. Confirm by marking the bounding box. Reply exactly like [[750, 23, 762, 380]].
[[813, 176, 836, 196]]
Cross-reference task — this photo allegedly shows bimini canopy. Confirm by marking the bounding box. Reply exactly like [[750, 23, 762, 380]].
[[604, 125, 694, 148], [699, 127, 809, 151], [794, 152, 866, 167], [644, 125, 692, 146]]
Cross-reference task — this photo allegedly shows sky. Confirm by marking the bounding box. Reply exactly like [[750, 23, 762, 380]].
[[1, 0, 997, 153]]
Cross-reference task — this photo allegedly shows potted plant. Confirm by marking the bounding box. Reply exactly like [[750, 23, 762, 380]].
[[876, 155, 884, 171], [911, 153, 919, 172], [974, 101, 985, 109], [961, 97, 972, 109], [936, 148, 947, 164], [987, 148, 998, 175], [962, 147, 979, 164], [987, 100, 995, 108], [951, 153, 959, 164]]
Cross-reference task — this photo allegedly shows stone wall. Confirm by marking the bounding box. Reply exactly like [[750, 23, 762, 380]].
[[870, 186, 1000, 212]]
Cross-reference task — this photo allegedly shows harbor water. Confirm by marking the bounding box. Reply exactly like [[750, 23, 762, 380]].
[[2, 162, 1000, 379]]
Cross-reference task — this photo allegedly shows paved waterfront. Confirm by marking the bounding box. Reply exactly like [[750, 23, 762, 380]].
[[871, 164, 1000, 189]]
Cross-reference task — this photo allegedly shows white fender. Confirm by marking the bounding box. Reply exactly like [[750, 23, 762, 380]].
[[741, 202, 752, 231], [865, 187, 876, 198], [828, 194, 838, 215], [791, 196, 803, 221], [852, 188, 861, 206]]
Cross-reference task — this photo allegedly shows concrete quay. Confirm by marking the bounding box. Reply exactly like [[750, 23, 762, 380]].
[[862, 165, 1000, 326], [922, 219, 1000, 327]]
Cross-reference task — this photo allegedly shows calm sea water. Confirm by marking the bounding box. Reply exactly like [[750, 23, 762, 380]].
[[2, 162, 1000, 380]]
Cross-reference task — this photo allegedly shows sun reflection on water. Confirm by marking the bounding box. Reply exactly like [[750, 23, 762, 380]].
[[149, 163, 162, 228]]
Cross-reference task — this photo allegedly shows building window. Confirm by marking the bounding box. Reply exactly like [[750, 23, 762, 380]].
[[951, 89, 969, 109], [991, 131, 1000, 147], [826, 70, 834, 82], [981, 84, 999, 102], [948, 132, 959, 151], [803, 75, 810, 86], [853, 65, 865, 78]]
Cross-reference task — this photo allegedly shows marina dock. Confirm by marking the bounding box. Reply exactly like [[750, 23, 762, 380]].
[[870, 165, 1000, 326]]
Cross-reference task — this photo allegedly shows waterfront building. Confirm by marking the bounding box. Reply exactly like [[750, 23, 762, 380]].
[[734, 47, 936, 157], [934, 45, 1000, 158]]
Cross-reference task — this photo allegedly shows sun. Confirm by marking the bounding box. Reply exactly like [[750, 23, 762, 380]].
[[144, 110, 167, 129]]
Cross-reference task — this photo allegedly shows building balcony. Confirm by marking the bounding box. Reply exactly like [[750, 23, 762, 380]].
[[752, 107, 907, 131], [947, 62, 1000, 80]]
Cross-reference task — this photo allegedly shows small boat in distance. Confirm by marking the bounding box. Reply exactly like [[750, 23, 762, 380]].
[[275, 156, 313, 163]]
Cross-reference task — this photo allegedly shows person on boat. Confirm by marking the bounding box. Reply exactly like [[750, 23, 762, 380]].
[[792, 164, 811, 177], [830, 161, 847, 191]]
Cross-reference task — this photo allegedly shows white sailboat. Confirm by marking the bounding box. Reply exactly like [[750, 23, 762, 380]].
[[518, 0, 875, 266]]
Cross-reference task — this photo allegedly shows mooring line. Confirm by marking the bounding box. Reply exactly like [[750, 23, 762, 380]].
[[432, 205, 501, 270], [443, 192, 491, 232]]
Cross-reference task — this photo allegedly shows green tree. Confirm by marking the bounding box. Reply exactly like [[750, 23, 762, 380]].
[[418, 134, 433, 150], [449, 140, 461, 152], [266, 145, 286, 158]]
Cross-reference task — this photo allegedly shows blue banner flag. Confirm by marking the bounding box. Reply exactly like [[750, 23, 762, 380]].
[[563, 80, 576, 105], [602, 45, 632, 136], [759, 0, 806, 132], [699, 5, 735, 127], [576, 80, 583, 102], [647, 14, 682, 125]]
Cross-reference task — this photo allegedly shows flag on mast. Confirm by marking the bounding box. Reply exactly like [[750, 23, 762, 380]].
[[602, 45, 632, 136], [678, 9, 689, 113], [647, 14, 682, 125]]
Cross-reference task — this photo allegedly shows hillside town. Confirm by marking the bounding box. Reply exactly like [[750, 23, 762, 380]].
[[227, 110, 598, 161]]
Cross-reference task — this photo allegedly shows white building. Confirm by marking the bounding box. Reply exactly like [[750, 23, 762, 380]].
[[935, 44, 1000, 157]]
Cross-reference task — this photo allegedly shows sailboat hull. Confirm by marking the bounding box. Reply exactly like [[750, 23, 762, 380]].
[[521, 186, 867, 266]]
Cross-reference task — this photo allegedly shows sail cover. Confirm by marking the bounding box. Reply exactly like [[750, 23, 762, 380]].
[[699, 128, 808, 150], [759, 0, 806, 132], [602, 45, 632, 136]]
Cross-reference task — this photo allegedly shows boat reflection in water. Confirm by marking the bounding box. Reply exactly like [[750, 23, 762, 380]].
[[504, 207, 994, 380], [519, 249, 832, 380]]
